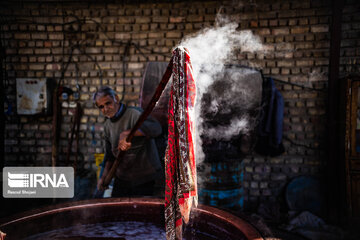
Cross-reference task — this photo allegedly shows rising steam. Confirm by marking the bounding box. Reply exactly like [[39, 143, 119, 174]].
[[178, 14, 264, 163]]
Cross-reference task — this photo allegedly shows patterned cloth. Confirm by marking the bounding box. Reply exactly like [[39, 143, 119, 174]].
[[165, 47, 197, 240]]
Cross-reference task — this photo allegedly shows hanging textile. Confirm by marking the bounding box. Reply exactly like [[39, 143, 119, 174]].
[[165, 46, 197, 240], [255, 77, 285, 157]]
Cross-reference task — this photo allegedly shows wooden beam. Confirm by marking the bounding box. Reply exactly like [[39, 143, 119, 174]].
[[327, 0, 344, 224]]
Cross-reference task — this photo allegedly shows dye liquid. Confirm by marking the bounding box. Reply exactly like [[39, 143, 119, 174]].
[[25, 221, 166, 240], [24, 221, 223, 240]]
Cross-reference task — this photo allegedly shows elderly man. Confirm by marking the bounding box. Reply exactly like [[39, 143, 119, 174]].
[[94, 86, 162, 197]]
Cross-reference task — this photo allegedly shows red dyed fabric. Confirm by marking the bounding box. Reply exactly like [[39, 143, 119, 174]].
[[165, 47, 197, 240]]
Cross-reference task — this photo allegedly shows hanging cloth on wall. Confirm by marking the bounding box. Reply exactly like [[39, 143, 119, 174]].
[[165, 47, 198, 240], [255, 77, 285, 157]]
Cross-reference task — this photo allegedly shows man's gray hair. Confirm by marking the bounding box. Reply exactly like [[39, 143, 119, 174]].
[[92, 86, 117, 105]]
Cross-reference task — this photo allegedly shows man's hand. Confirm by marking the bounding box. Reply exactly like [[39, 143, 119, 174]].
[[97, 177, 108, 191], [118, 130, 132, 151], [0, 230, 6, 240]]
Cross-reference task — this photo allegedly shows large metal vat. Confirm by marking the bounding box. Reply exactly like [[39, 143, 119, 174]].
[[0, 198, 263, 240]]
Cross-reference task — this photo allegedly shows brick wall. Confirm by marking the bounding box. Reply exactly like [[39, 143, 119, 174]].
[[340, 0, 360, 75], [233, 0, 332, 210], [2, 0, 360, 211]]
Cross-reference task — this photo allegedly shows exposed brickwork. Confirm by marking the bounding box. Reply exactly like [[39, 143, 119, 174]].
[[340, 0, 360, 75], [2, 0, 360, 211]]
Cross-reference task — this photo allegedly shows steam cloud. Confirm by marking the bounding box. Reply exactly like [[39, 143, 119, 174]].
[[178, 15, 264, 163]]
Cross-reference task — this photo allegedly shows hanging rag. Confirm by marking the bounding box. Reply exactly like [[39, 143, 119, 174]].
[[165, 47, 197, 240], [255, 77, 285, 156]]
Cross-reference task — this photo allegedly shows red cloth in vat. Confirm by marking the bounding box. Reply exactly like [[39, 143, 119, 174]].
[[164, 47, 198, 240]]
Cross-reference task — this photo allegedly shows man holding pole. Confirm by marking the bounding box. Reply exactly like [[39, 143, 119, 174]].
[[93, 86, 162, 197]]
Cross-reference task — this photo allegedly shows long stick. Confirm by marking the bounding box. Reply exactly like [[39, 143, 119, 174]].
[[51, 87, 61, 167], [74, 103, 82, 173], [66, 108, 77, 166], [103, 57, 173, 187]]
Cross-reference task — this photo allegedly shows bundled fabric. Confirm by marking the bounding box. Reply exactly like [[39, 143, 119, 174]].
[[165, 46, 198, 240]]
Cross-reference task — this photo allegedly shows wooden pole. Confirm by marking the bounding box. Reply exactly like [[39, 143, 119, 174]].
[[51, 87, 61, 167], [327, 0, 344, 223], [66, 102, 82, 173], [103, 57, 173, 187]]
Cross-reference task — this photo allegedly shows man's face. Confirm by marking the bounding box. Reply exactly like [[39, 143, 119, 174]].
[[95, 95, 120, 118]]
